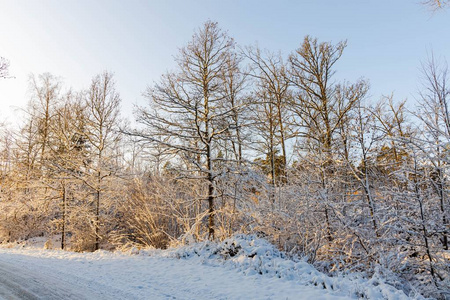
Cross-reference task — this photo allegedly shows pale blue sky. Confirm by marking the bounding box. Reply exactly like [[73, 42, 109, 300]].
[[0, 0, 449, 124]]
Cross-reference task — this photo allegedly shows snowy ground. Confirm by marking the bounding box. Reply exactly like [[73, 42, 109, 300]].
[[0, 235, 416, 300]]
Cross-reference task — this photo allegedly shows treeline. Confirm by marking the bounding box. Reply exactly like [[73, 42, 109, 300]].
[[0, 21, 448, 298]]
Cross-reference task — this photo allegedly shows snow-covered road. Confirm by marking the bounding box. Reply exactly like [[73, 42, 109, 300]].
[[0, 259, 114, 299], [0, 251, 135, 299], [0, 247, 350, 300]]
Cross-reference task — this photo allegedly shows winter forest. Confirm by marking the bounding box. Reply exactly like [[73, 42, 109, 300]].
[[0, 18, 449, 298]]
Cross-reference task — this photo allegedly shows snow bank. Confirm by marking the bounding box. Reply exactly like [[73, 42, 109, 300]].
[[141, 234, 421, 300]]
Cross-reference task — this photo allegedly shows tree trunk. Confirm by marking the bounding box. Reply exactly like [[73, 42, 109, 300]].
[[61, 182, 66, 250], [207, 144, 215, 240]]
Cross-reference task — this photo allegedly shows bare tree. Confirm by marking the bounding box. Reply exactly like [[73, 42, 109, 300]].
[[0, 74, 63, 242], [46, 92, 88, 250], [84, 71, 122, 251], [416, 55, 449, 251], [289, 36, 362, 241], [338, 85, 380, 236], [134, 21, 238, 240]]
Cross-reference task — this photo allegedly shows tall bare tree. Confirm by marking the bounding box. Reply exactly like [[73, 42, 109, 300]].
[[47, 92, 88, 249], [134, 21, 238, 240], [84, 71, 122, 250], [289, 36, 362, 241], [416, 55, 449, 251]]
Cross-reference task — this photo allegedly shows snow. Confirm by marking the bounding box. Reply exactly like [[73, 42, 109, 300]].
[[0, 235, 419, 299]]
